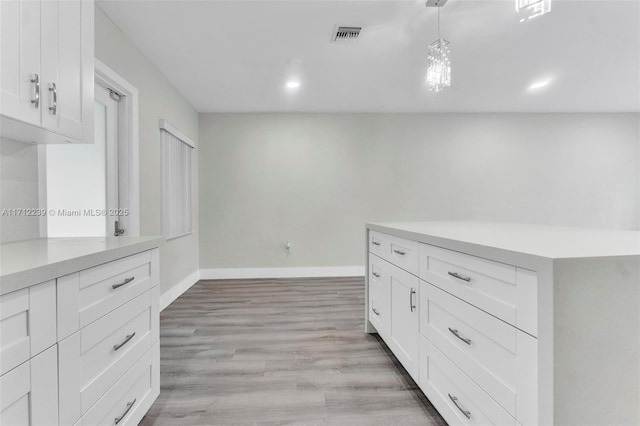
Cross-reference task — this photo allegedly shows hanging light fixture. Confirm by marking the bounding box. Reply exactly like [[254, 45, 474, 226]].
[[426, 0, 451, 92], [515, 0, 551, 22]]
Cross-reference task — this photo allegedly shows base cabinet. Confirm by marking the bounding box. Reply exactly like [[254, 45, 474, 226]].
[[366, 228, 538, 426], [0, 246, 160, 426], [367, 223, 640, 425]]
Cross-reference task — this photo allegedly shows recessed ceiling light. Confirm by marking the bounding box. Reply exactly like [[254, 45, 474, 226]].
[[286, 81, 300, 89], [528, 80, 551, 91]]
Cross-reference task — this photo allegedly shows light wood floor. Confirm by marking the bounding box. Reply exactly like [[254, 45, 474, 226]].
[[140, 277, 447, 425]]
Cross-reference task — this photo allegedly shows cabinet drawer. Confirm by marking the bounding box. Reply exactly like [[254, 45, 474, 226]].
[[370, 231, 419, 275], [0, 345, 58, 426], [422, 282, 526, 416], [0, 280, 56, 375], [420, 244, 537, 335], [369, 231, 389, 259], [420, 337, 515, 426], [58, 251, 157, 339], [59, 287, 159, 425], [78, 343, 159, 426]]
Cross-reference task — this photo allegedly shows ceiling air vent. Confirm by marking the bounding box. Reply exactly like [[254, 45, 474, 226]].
[[332, 26, 362, 42]]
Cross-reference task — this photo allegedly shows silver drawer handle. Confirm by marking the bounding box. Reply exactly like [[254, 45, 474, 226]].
[[31, 74, 40, 108], [372, 240, 381, 246], [372, 308, 380, 316], [113, 332, 136, 351], [393, 249, 406, 256], [448, 271, 471, 282], [448, 393, 471, 419], [48, 82, 57, 115], [410, 288, 416, 312], [112, 276, 135, 289], [448, 327, 472, 345], [372, 272, 381, 278], [114, 398, 136, 424]]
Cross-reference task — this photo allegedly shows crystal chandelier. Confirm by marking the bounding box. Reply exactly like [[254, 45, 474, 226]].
[[427, 39, 450, 92], [426, 4, 451, 92], [516, 0, 552, 22]]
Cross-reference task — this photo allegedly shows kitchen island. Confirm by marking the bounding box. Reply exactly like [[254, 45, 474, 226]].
[[365, 221, 640, 425]]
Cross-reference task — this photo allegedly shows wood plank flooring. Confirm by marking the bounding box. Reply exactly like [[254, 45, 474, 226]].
[[140, 277, 447, 425]]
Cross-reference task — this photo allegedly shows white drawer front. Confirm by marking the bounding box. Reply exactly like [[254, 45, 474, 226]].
[[422, 281, 518, 416], [388, 235, 419, 276], [369, 231, 389, 259], [421, 244, 522, 329], [58, 251, 155, 339], [368, 254, 390, 338], [79, 343, 159, 426], [0, 280, 56, 375], [420, 337, 515, 426], [59, 288, 158, 425], [370, 231, 419, 276]]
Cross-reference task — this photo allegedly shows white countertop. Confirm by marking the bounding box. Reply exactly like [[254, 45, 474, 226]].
[[367, 221, 640, 260], [0, 236, 165, 295]]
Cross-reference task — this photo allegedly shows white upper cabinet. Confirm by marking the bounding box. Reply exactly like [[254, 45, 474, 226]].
[[0, 0, 41, 126], [0, 0, 94, 144]]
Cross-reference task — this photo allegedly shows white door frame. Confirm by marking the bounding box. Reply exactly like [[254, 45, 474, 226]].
[[94, 59, 140, 236]]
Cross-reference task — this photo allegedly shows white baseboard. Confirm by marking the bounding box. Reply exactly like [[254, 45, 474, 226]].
[[160, 270, 200, 311], [199, 266, 365, 280]]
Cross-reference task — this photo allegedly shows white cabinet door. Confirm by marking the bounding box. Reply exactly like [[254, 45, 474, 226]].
[[0, 0, 41, 125], [389, 263, 419, 380], [0, 345, 59, 426], [0, 280, 57, 376], [41, 0, 94, 143], [0, 0, 94, 144]]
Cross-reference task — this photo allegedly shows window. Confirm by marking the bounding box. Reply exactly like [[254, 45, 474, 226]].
[[160, 120, 194, 238]]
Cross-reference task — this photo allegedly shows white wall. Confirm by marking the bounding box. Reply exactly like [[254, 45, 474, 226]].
[[95, 7, 200, 295], [0, 138, 40, 243], [45, 104, 107, 237], [199, 113, 640, 269]]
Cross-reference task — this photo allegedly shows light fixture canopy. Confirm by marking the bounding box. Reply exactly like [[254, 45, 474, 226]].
[[427, 38, 451, 92], [516, 0, 551, 22]]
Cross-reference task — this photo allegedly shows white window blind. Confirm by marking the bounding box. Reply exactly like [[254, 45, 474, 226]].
[[160, 120, 194, 238]]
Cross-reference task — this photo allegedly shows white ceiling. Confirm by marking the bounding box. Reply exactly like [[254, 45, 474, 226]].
[[98, 0, 640, 112]]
